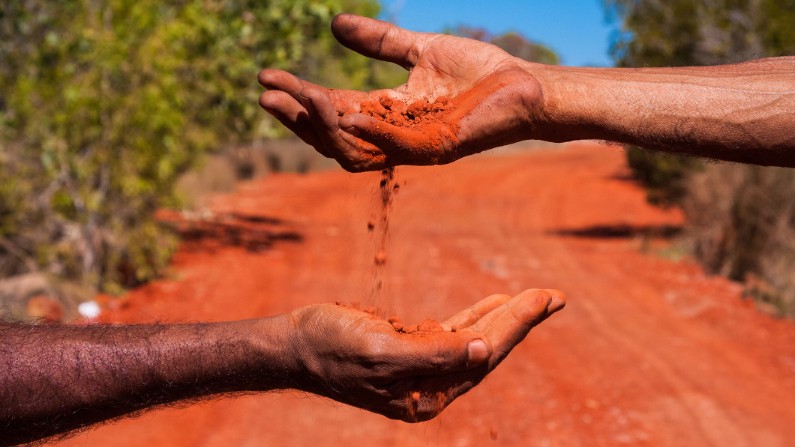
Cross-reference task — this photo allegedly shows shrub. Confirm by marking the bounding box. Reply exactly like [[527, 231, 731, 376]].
[[625, 147, 702, 207], [0, 0, 380, 297], [683, 165, 795, 316]]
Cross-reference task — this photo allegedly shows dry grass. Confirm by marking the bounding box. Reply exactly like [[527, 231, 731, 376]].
[[682, 163, 795, 317]]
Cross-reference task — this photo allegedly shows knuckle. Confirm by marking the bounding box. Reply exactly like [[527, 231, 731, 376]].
[[300, 86, 323, 102], [425, 344, 457, 370], [406, 34, 432, 66], [360, 334, 390, 360]]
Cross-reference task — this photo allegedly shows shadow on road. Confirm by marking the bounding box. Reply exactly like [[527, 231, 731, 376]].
[[549, 223, 682, 239], [161, 211, 302, 252]]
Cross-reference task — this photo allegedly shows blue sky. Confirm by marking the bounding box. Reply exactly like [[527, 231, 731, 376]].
[[379, 0, 616, 67]]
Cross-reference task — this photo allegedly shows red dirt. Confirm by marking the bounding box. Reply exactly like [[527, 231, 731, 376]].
[[353, 95, 460, 165], [369, 167, 399, 301], [53, 143, 795, 447], [389, 317, 444, 334], [25, 295, 63, 323], [358, 95, 454, 129]]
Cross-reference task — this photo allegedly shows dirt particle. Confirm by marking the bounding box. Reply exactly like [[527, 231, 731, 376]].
[[368, 167, 398, 302], [358, 96, 452, 129], [388, 316, 404, 332], [417, 319, 443, 333], [392, 317, 445, 335], [374, 250, 387, 266], [335, 301, 381, 317], [26, 295, 63, 323]]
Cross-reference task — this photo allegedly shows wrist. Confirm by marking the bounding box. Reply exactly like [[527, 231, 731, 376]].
[[243, 315, 303, 391], [277, 307, 329, 395], [520, 62, 603, 143]]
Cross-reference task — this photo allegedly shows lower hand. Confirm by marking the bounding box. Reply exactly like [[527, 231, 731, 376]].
[[286, 289, 565, 422]]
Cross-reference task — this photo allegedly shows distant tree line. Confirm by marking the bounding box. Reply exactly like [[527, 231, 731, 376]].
[[448, 25, 560, 65]]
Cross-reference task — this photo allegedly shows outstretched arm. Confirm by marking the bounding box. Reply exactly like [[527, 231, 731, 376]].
[[0, 318, 293, 446], [538, 58, 795, 166], [0, 289, 564, 445], [258, 14, 795, 171]]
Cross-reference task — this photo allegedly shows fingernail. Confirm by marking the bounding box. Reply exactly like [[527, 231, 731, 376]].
[[548, 294, 566, 313], [467, 339, 489, 366], [342, 125, 360, 136]]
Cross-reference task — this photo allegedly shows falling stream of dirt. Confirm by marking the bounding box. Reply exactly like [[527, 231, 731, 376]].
[[358, 95, 457, 308], [355, 94, 472, 419], [367, 167, 399, 305]]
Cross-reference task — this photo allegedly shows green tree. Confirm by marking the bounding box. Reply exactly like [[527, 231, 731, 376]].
[[0, 0, 380, 296]]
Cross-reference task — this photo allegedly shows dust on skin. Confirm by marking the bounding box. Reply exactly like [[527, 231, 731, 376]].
[[342, 71, 520, 167], [333, 302, 452, 422]]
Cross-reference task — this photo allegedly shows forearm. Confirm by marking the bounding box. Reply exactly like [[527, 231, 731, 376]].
[[0, 317, 295, 445], [531, 57, 795, 166]]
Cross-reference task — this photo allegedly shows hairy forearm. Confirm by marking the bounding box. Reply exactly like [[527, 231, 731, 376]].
[[531, 57, 795, 166], [0, 318, 294, 445]]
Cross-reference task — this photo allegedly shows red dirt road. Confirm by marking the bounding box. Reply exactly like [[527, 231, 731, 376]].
[[55, 143, 795, 446]]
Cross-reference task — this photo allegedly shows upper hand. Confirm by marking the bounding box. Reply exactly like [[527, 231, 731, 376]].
[[286, 289, 565, 422], [258, 14, 545, 172]]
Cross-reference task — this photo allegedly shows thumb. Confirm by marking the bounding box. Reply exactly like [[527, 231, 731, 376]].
[[470, 289, 565, 369], [331, 14, 424, 69], [392, 332, 492, 377]]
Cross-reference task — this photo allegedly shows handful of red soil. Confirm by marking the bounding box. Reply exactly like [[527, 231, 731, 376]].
[[388, 316, 445, 334], [350, 94, 460, 167], [335, 302, 445, 334], [357, 96, 453, 129]]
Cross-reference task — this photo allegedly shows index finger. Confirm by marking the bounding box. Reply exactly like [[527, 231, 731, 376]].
[[441, 294, 512, 331], [258, 69, 368, 114], [469, 289, 565, 369]]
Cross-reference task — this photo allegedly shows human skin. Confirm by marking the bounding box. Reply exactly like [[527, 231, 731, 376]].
[[258, 14, 795, 171], [0, 289, 564, 446]]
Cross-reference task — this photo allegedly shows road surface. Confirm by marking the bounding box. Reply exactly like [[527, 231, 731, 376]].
[[55, 143, 795, 447]]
